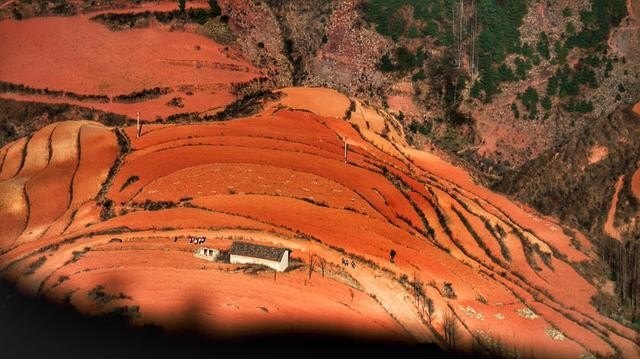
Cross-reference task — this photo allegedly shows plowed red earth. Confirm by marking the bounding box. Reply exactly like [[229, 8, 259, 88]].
[[632, 168, 640, 201], [604, 176, 625, 241], [0, 3, 261, 119], [0, 88, 638, 358]]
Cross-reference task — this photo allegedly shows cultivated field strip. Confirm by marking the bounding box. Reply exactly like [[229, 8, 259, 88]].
[[114, 109, 637, 355], [0, 89, 638, 357], [0, 122, 118, 252], [0, 138, 27, 180]]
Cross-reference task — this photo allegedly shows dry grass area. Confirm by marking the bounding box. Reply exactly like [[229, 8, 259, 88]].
[[587, 145, 609, 165], [0, 88, 638, 358]]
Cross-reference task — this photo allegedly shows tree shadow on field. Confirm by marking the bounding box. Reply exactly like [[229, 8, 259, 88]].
[[0, 277, 473, 359]]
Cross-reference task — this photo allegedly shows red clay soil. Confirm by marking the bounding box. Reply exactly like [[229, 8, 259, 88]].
[[0, 124, 59, 250], [403, 147, 590, 262], [48, 251, 407, 340], [71, 124, 119, 206], [0, 88, 638, 357], [41, 123, 119, 239], [0, 121, 118, 252], [270, 87, 352, 119], [0, 10, 261, 119], [587, 145, 609, 165], [386, 82, 420, 116], [135, 163, 378, 217], [604, 176, 624, 241], [0, 137, 27, 180], [0, 178, 27, 251], [0, 90, 237, 121], [18, 123, 57, 176], [0, 16, 258, 94], [632, 167, 640, 200], [18, 122, 83, 243]]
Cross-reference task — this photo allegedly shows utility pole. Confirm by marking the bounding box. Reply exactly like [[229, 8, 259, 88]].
[[452, 1, 456, 67], [470, 0, 475, 77], [459, 0, 464, 69], [136, 111, 141, 138], [343, 136, 348, 163], [473, 0, 479, 78]]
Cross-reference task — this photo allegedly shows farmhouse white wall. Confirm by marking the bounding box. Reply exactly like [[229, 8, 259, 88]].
[[194, 247, 220, 262]]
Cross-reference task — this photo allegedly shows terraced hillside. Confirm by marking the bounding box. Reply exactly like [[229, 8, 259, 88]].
[[0, 88, 637, 358], [0, 1, 264, 120]]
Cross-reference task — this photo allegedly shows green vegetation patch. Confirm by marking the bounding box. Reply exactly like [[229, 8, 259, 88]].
[[567, 0, 627, 50]]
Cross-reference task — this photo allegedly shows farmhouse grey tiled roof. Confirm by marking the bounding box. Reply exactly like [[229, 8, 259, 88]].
[[229, 241, 289, 262]]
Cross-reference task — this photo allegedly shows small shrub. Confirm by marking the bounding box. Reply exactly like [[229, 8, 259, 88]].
[[443, 282, 457, 299], [88, 285, 131, 306], [476, 293, 488, 304], [166, 97, 184, 108], [100, 199, 115, 221], [119, 176, 140, 191], [24, 256, 47, 276], [67, 247, 90, 264]]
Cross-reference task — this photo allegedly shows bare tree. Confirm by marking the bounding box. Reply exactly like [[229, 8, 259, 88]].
[[459, 0, 464, 69], [308, 253, 316, 279], [443, 282, 457, 299], [412, 276, 424, 306], [443, 308, 459, 350], [318, 257, 327, 277], [425, 297, 434, 324]]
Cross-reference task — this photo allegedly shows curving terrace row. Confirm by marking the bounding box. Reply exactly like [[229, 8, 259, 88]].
[[0, 90, 638, 358], [0, 121, 118, 253]]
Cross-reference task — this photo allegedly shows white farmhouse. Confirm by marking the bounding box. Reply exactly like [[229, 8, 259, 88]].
[[194, 247, 220, 262], [229, 241, 290, 272]]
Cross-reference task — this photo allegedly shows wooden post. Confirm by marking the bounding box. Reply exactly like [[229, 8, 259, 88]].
[[343, 137, 348, 163]]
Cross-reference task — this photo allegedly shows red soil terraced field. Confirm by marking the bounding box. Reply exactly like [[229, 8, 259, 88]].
[[605, 176, 625, 241], [632, 168, 640, 200], [0, 88, 638, 358], [633, 101, 640, 117], [0, 3, 262, 119]]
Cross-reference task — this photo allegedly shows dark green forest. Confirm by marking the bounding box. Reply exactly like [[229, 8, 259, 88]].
[[365, 0, 627, 118]]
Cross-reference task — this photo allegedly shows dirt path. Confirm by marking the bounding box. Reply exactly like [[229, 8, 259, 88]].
[[632, 168, 640, 200], [628, 0, 639, 21], [604, 176, 624, 241], [0, 0, 15, 10]]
